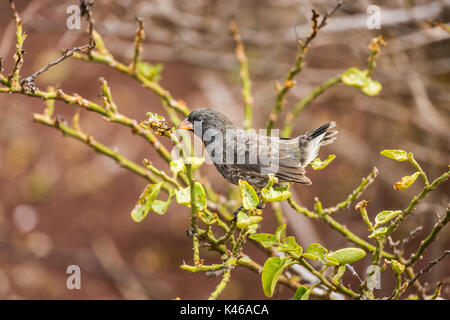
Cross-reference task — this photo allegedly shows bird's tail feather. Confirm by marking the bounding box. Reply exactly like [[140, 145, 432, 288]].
[[298, 121, 338, 167]]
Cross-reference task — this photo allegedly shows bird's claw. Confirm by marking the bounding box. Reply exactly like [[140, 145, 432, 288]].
[[231, 205, 243, 223]]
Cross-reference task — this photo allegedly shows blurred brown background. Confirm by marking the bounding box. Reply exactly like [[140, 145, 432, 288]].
[[0, 0, 448, 299]]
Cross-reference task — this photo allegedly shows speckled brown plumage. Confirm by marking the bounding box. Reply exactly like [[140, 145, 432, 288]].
[[179, 108, 337, 189]]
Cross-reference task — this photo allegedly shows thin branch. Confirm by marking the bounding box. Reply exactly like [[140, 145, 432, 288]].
[[266, 1, 342, 135], [405, 250, 450, 293], [366, 35, 387, 77], [73, 27, 190, 120], [281, 75, 341, 137], [169, 133, 201, 265], [386, 168, 449, 236], [79, 0, 95, 55], [130, 17, 145, 73], [33, 112, 171, 193], [229, 19, 253, 130], [299, 258, 360, 298], [324, 167, 379, 215], [4, 85, 173, 164], [288, 195, 395, 259], [208, 267, 232, 300], [7, 0, 26, 88], [400, 226, 423, 250], [20, 43, 95, 93], [407, 208, 450, 266]]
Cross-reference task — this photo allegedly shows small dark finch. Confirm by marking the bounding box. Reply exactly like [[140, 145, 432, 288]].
[[178, 108, 337, 189]]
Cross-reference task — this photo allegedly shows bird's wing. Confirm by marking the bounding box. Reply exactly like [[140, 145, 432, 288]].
[[229, 131, 311, 184]]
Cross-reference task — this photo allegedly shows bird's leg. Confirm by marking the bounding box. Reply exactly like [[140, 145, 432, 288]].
[[256, 192, 265, 210], [231, 193, 264, 222], [232, 205, 243, 222]]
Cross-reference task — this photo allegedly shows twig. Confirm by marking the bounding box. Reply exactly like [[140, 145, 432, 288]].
[[33, 112, 171, 193], [5, 85, 172, 163], [366, 35, 387, 77], [407, 208, 450, 266], [346, 264, 364, 284], [430, 282, 443, 300], [73, 28, 190, 120], [408, 152, 429, 187], [143, 159, 181, 189], [356, 200, 374, 232], [181, 263, 225, 273], [272, 202, 287, 241], [266, 1, 342, 135], [405, 250, 450, 293], [80, 0, 95, 55], [216, 219, 237, 245], [288, 196, 395, 259], [130, 17, 145, 73], [229, 19, 253, 130], [7, 0, 26, 88], [281, 75, 341, 137], [324, 167, 379, 215], [386, 168, 449, 236], [20, 43, 95, 93], [208, 267, 232, 300], [169, 133, 201, 265], [299, 258, 360, 298], [401, 226, 423, 250]]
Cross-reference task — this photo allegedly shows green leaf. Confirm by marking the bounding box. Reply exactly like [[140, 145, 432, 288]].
[[169, 158, 185, 176], [303, 243, 328, 264], [197, 210, 217, 225], [262, 257, 289, 297], [261, 186, 291, 202], [391, 260, 405, 274], [249, 233, 278, 248], [137, 62, 163, 82], [326, 257, 339, 266], [342, 67, 368, 87], [238, 255, 251, 264], [380, 149, 409, 161], [236, 211, 263, 230], [362, 79, 382, 96], [310, 154, 336, 170], [293, 285, 313, 300], [276, 236, 303, 258], [175, 186, 191, 206], [170, 157, 205, 176], [247, 224, 259, 234], [192, 182, 207, 211], [131, 183, 163, 222], [275, 224, 286, 243], [332, 265, 347, 285], [341, 67, 382, 96], [174, 182, 207, 211], [151, 191, 174, 215], [368, 226, 388, 238], [374, 210, 402, 227], [152, 198, 172, 216], [394, 172, 420, 191], [261, 176, 291, 203], [238, 179, 259, 210], [327, 248, 366, 265]]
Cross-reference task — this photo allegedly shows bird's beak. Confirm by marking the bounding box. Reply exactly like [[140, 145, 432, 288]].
[[178, 119, 194, 131]]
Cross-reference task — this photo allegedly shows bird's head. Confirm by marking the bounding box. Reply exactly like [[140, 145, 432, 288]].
[[178, 108, 233, 138]]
